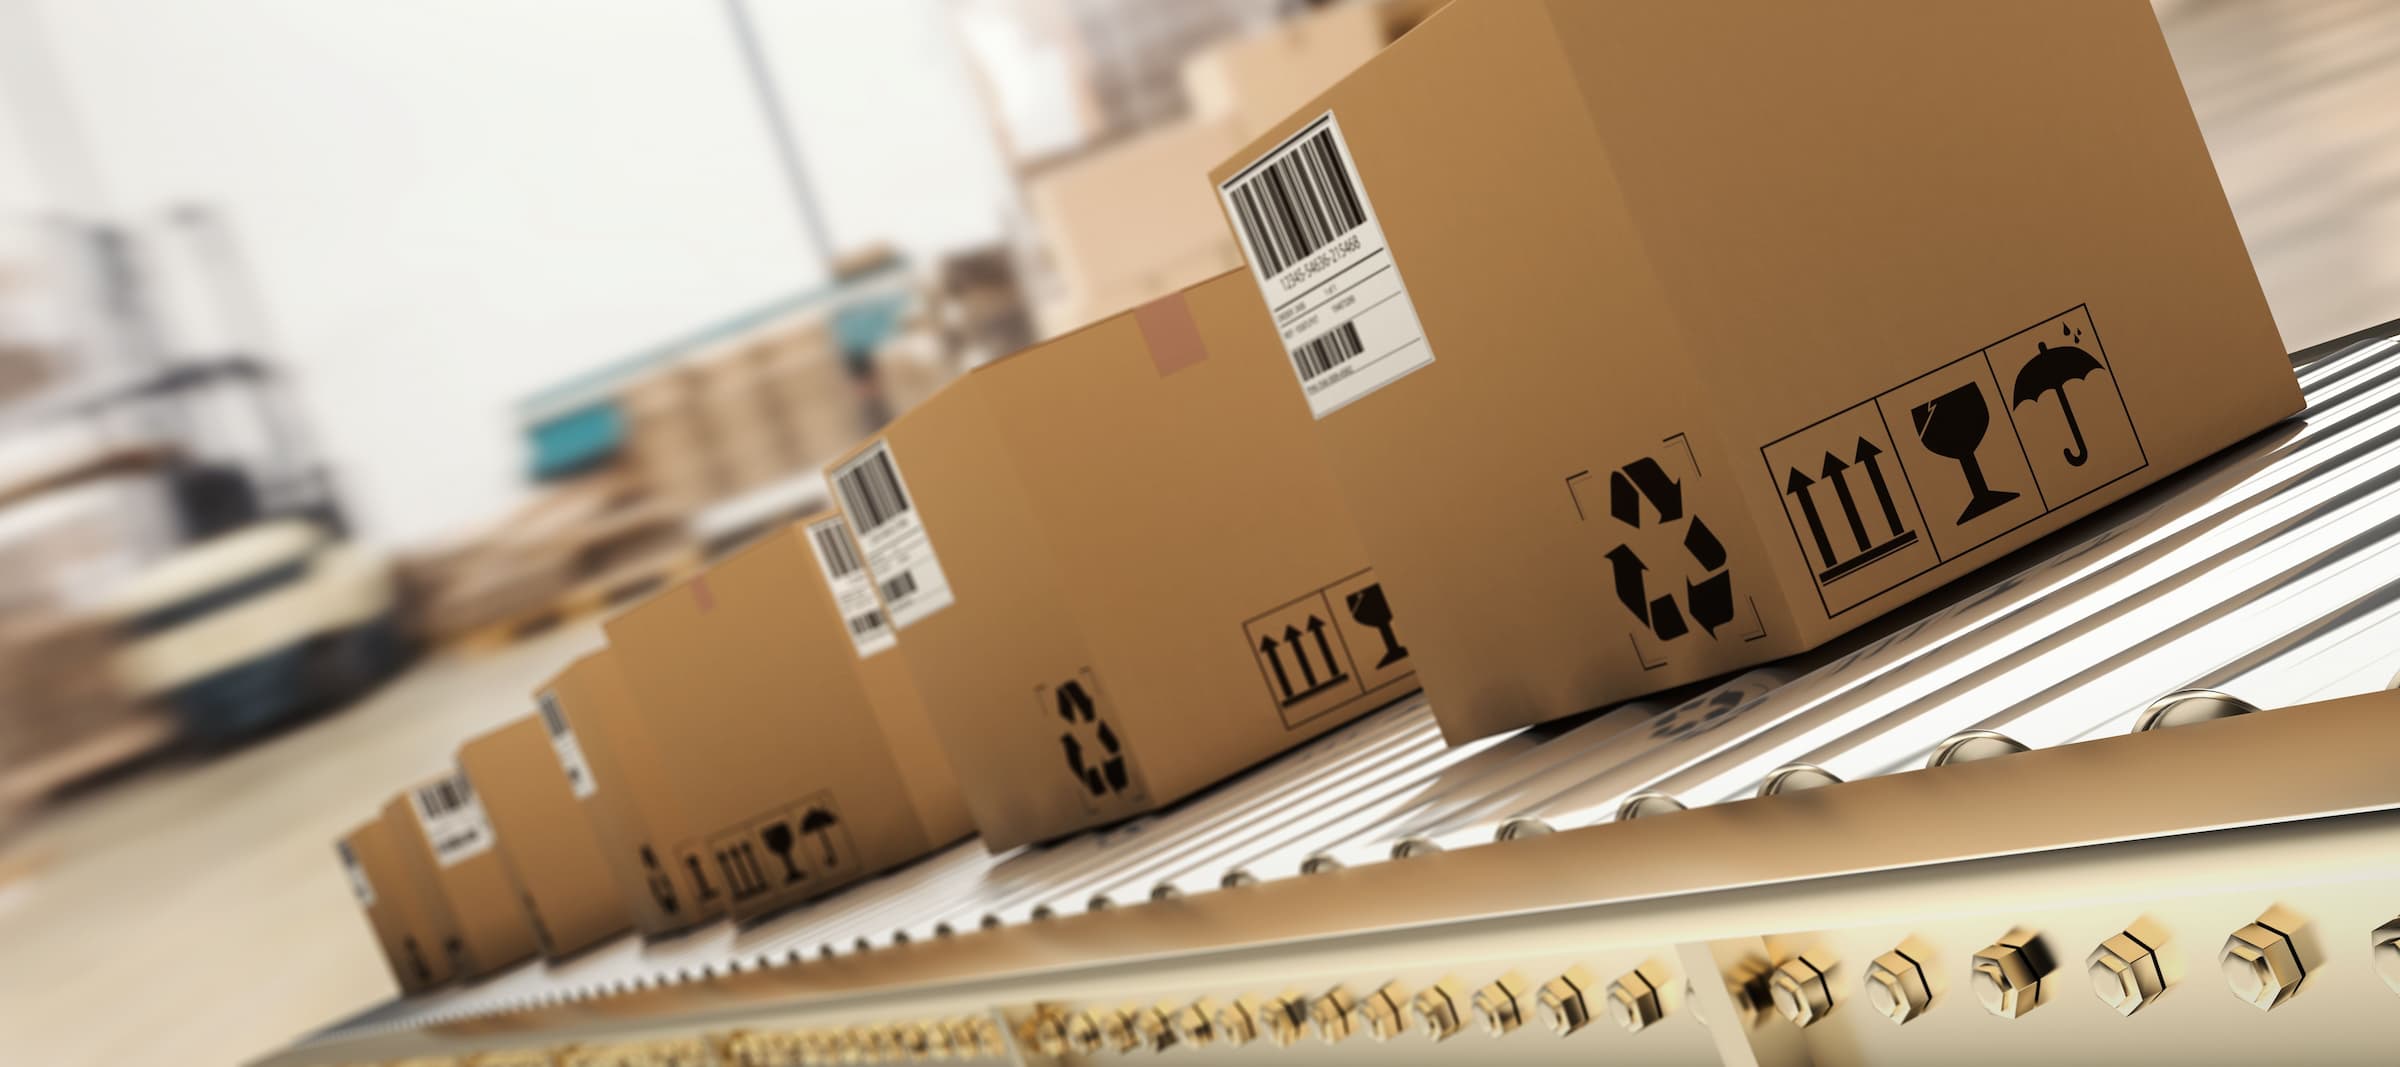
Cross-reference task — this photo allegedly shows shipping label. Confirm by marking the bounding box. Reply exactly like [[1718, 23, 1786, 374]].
[[336, 841, 375, 907], [536, 689, 598, 799], [831, 441, 955, 629], [412, 773, 496, 868], [805, 515, 897, 658]]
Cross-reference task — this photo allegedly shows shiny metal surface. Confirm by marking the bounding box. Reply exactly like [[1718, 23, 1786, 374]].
[[271, 324, 2400, 1054]]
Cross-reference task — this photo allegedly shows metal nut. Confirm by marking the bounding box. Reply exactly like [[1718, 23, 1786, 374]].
[[1471, 972, 1530, 1036], [1310, 986, 1358, 1043], [1062, 1011, 1103, 1054], [1094, 1006, 1140, 1053], [1171, 999, 1218, 1047], [1863, 948, 1933, 1025], [2222, 921, 2307, 1010], [1411, 977, 1469, 1041], [1134, 1003, 1179, 1052], [1253, 991, 1307, 1047], [1604, 968, 1666, 1033], [2087, 931, 2168, 1016], [1970, 930, 2054, 1018], [2374, 918, 2400, 996], [1537, 965, 1597, 1036], [1359, 982, 1412, 1040], [1215, 995, 1261, 1045], [1768, 955, 1834, 1028]]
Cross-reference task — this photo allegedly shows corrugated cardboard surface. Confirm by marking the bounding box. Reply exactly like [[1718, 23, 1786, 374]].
[[831, 271, 1417, 850], [602, 526, 952, 922], [1210, 0, 2301, 741], [457, 715, 631, 959], [379, 780, 536, 979], [337, 817, 452, 993], [537, 649, 721, 937]]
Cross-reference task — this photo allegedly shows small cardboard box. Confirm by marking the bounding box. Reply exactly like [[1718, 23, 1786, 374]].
[[381, 773, 538, 978], [457, 714, 631, 959], [335, 816, 454, 993], [535, 649, 723, 936], [1208, 0, 2302, 741], [602, 522, 974, 922], [825, 270, 1418, 850]]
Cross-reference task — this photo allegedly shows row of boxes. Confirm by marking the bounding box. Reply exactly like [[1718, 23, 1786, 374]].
[[341, 0, 2302, 993]]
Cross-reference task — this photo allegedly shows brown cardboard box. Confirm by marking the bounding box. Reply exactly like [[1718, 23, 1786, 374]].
[[457, 714, 631, 958], [1207, 0, 2302, 742], [602, 522, 973, 922], [536, 649, 722, 936], [335, 817, 454, 993], [1025, 117, 1248, 334], [380, 773, 538, 978], [1182, 1, 1393, 142], [825, 271, 1418, 850]]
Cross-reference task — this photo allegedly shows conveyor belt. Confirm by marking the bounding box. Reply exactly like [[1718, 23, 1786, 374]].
[[262, 321, 2400, 1066]]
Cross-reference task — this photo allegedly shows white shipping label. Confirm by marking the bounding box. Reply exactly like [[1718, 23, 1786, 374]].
[[806, 516, 897, 658], [536, 690, 598, 799], [1220, 111, 1435, 418], [336, 841, 376, 907], [830, 441, 955, 630], [412, 773, 496, 868]]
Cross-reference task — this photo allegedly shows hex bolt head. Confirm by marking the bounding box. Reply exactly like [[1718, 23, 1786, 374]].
[[1863, 949, 1933, 1025], [1970, 930, 2054, 1018], [1310, 986, 1358, 1043], [1412, 977, 1469, 1041], [1095, 1006, 1139, 1053], [1027, 1012, 1069, 1057], [1603, 968, 1665, 1033], [2087, 932, 2168, 1016], [1215, 996, 1262, 1045], [1538, 965, 1598, 1036], [1359, 982, 1413, 1041], [2374, 918, 2400, 996], [1172, 999, 1220, 1047], [1472, 972, 1531, 1036], [2222, 921, 2307, 1010], [1768, 956, 1835, 1028], [1253, 991, 1308, 1047], [1134, 1004, 1179, 1052], [1063, 1011, 1103, 1055]]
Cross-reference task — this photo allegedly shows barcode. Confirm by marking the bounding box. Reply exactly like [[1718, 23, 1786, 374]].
[[835, 447, 912, 534], [881, 572, 918, 601], [812, 522, 863, 577], [1292, 322, 1364, 382], [1227, 126, 1368, 278], [536, 693, 569, 738], [847, 610, 886, 635], [418, 777, 470, 817]]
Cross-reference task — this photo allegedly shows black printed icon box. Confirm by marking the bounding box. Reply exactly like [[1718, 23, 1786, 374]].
[[533, 648, 724, 937], [457, 714, 633, 960], [1762, 306, 2147, 618], [602, 522, 973, 922], [829, 271, 1417, 851]]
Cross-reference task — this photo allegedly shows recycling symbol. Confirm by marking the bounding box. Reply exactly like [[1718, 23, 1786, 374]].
[[1055, 678, 1129, 798], [1602, 457, 1734, 641]]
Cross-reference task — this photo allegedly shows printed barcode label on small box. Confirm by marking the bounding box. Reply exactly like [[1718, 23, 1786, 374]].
[[412, 773, 496, 867], [337, 841, 375, 907], [830, 441, 955, 630], [536, 690, 597, 799], [806, 515, 897, 657], [1220, 111, 1434, 418]]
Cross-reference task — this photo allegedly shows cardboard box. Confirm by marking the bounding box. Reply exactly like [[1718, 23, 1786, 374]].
[[335, 817, 454, 993], [826, 271, 1418, 850], [1182, 1, 1394, 142], [457, 714, 631, 958], [602, 522, 973, 922], [380, 772, 538, 978], [1025, 117, 1248, 332], [1206, 0, 2302, 741], [535, 649, 723, 936]]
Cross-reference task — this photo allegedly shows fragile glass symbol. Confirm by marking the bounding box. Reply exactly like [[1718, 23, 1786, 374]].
[[1785, 436, 1920, 584], [1912, 383, 2019, 524]]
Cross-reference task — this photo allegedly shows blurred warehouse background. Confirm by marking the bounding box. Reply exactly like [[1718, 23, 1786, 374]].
[[0, 0, 2394, 1064]]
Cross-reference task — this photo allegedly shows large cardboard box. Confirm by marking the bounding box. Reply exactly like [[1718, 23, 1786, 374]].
[[380, 773, 538, 978], [1207, 0, 2302, 741], [535, 649, 723, 936], [335, 817, 454, 993], [826, 271, 1419, 850], [602, 523, 973, 922], [457, 714, 631, 959]]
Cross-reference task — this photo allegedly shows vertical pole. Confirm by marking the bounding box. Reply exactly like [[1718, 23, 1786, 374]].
[[721, 0, 837, 277]]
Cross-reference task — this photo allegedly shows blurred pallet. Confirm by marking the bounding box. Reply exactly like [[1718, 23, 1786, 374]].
[[447, 542, 706, 654]]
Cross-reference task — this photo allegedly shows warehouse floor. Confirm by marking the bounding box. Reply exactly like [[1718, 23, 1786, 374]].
[[2, 4, 2398, 1067]]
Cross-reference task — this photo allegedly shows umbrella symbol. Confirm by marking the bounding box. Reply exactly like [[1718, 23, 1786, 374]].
[[799, 807, 841, 867], [2010, 325, 2104, 467]]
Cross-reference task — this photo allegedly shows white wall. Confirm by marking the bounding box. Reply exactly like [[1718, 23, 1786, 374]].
[[3, 0, 1012, 547]]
